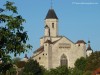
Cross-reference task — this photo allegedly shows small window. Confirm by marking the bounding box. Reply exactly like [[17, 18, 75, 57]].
[[78, 44, 80, 46], [43, 54, 44, 56], [45, 44, 47, 46], [52, 23, 54, 28], [39, 57, 41, 60]]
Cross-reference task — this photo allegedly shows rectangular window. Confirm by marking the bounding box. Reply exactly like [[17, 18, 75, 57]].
[[52, 23, 54, 28]]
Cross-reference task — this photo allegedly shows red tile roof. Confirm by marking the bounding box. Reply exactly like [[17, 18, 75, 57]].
[[92, 68, 100, 75]]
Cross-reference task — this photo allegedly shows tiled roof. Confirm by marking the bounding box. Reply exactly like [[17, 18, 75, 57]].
[[52, 38, 62, 44], [24, 54, 28, 59], [45, 9, 58, 19], [92, 68, 100, 75], [76, 40, 86, 44], [44, 25, 49, 28], [34, 46, 44, 53], [45, 40, 53, 44], [16, 61, 26, 68]]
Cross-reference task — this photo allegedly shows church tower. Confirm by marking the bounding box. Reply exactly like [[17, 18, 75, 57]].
[[44, 8, 58, 37]]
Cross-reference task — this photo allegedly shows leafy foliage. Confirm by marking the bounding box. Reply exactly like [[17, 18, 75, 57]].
[[22, 59, 43, 75], [0, 1, 32, 73], [68, 68, 83, 75], [44, 66, 68, 75], [83, 71, 92, 75], [74, 57, 87, 71], [85, 51, 100, 71]]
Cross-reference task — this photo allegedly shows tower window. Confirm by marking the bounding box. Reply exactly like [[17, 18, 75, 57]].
[[52, 23, 54, 28], [78, 44, 80, 46], [39, 57, 41, 60], [45, 44, 47, 46]]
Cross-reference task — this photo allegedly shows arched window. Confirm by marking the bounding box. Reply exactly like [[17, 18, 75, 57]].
[[60, 54, 68, 66]]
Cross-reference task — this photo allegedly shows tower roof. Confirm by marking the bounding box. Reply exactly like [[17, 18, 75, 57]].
[[87, 41, 92, 50], [44, 25, 49, 28], [24, 54, 28, 59], [45, 40, 53, 44], [45, 9, 58, 19], [87, 45, 92, 50]]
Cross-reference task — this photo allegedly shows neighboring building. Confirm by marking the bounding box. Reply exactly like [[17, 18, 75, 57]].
[[32, 8, 93, 70], [15, 54, 28, 75], [92, 68, 100, 75], [22, 54, 28, 62]]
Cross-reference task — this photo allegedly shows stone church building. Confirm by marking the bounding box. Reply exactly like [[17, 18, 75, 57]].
[[32, 8, 93, 70]]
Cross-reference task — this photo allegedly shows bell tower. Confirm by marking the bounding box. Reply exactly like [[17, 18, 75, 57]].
[[44, 8, 58, 37]]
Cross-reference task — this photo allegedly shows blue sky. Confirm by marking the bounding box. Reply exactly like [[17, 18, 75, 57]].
[[0, 0, 100, 58]]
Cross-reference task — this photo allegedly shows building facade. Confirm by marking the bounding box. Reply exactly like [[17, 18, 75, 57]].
[[32, 8, 92, 70]]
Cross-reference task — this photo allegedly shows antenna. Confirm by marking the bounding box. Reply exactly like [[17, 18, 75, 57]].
[[51, 0, 53, 9]]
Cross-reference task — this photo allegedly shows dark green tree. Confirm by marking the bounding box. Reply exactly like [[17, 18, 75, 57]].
[[44, 66, 68, 75], [68, 57, 87, 75], [83, 71, 92, 75], [22, 59, 43, 75], [0, 1, 32, 74], [85, 51, 100, 71], [74, 57, 87, 71], [68, 67, 83, 75]]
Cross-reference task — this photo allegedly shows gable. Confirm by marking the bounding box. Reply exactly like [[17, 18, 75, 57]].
[[53, 36, 75, 45], [52, 36, 75, 49]]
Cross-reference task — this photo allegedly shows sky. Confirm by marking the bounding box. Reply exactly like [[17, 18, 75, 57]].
[[0, 0, 100, 58]]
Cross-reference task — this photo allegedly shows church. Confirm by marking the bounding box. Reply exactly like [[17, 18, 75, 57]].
[[32, 8, 93, 70]]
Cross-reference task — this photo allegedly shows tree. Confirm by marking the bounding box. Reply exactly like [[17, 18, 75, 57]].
[[85, 51, 100, 71], [0, 1, 32, 74], [74, 57, 87, 71], [44, 66, 68, 75], [68, 68, 83, 75], [6, 67, 17, 75], [68, 57, 87, 75], [22, 59, 43, 75], [83, 71, 92, 75]]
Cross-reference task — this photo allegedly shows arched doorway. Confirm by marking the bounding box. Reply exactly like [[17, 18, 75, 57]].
[[60, 54, 68, 66]]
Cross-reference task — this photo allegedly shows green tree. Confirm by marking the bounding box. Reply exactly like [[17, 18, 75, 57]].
[[22, 59, 43, 75], [74, 57, 87, 71], [68, 57, 87, 75], [0, 1, 32, 74], [85, 51, 100, 71], [68, 68, 83, 75], [6, 67, 17, 75], [83, 71, 92, 75], [44, 66, 68, 75]]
